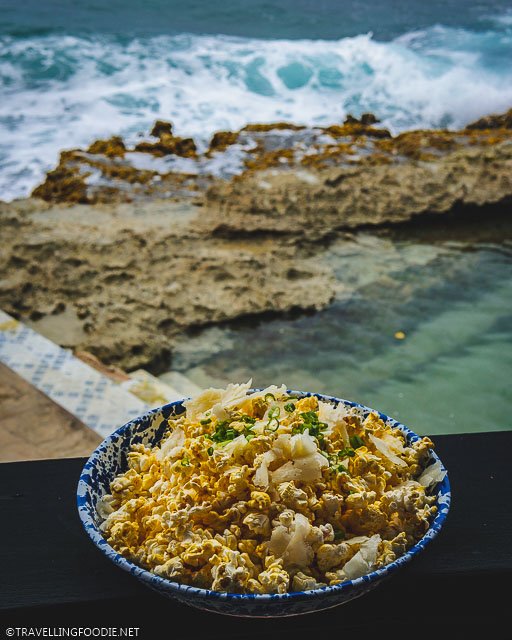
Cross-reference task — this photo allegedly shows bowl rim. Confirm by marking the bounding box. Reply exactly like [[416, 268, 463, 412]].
[[77, 389, 451, 603]]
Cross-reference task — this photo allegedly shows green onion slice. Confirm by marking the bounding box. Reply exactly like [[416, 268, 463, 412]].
[[267, 418, 280, 432], [350, 435, 364, 449], [268, 406, 281, 420]]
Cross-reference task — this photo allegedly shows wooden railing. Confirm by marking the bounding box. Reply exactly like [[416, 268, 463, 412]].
[[0, 431, 509, 635]]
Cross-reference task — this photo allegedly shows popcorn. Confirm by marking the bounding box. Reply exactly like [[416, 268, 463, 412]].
[[292, 572, 326, 591], [316, 542, 354, 572], [99, 381, 441, 593], [257, 556, 290, 594], [247, 490, 272, 511], [243, 512, 271, 536]]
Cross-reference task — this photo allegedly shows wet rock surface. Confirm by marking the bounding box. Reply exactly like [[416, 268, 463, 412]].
[[0, 199, 337, 372], [1, 110, 511, 372], [465, 108, 512, 131], [29, 113, 512, 213], [206, 141, 512, 239]]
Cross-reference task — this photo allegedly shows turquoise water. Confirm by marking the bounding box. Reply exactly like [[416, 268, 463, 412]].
[[1, 2, 512, 200], [1, 2, 510, 435], [2, 1, 511, 40], [168, 224, 512, 436]]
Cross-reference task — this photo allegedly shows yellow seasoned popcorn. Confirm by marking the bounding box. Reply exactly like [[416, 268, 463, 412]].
[[98, 381, 446, 594]]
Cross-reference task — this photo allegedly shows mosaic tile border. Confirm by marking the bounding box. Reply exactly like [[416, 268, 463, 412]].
[[0, 310, 150, 438]]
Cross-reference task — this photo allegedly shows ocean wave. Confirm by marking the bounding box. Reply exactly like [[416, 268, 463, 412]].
[[1, 20, 512, 201]]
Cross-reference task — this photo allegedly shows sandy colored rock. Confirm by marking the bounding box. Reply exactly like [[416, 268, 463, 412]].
[[134, 134, 197, 158], [87, 136, 126, 157], [208, 130, 240, 153], [241, 122, 306, 132], [3, 109, 511, 373], [466, 108, 512, 130], [150, 120, 174, 138], [29, 112, 512, 206], [0, 198, 337, 372], [323, 121, 391, 139], [32, 151, 91, 204], [205, 140, 512, 239]]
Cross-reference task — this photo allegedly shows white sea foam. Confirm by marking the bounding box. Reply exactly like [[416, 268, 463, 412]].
[[1, 21, 512, 201], [490, 9, 512, 26]]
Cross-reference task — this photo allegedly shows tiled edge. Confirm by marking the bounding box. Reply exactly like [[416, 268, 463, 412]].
[[0, 310, 150, 438]]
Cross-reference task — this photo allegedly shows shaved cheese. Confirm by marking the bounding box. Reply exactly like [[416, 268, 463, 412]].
[[210, 403, 229, 422], [271, 461, 305, 484], [268, 524, 290, 557], [219, 380, 253, 408], [244, 384, 287, 404], [264, 432, 329, 486], [272, 434, 296, 461], [369, 433, 408, 468], [251, 419, 270, 435], [222, 434, 248, 458], [290, 432, 318, 458], [381, 432, 405, 453], [285, 513, 314, 569], [345, 535, 370, 546], [318, 401, 350, 445], [318, 400, 348, 425], [183, 380, 253, 420], [183, 389, 223, 421], [271, 453, 328, 484], [269, 513, 314, 570], [418, 460, 447, 487], [253, 450, 277, 488], [343, 534, 381, 579], [156, 427, 185, 460]]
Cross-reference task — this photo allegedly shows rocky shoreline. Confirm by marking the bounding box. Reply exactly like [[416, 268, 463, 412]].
[[1, 109, 511, 373]]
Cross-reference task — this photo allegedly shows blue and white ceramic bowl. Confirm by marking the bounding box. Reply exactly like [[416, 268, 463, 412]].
[[77, 391, 451, 617]]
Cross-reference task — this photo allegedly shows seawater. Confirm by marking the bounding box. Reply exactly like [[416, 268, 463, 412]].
[[168, 223, 512, 436], [1, 1, 512, 200]]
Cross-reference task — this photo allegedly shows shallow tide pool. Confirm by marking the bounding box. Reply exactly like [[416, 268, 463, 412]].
[[166, 224, 512, 436]]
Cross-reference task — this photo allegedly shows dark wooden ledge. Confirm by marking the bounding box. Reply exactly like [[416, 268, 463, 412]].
[[0, 431, 510, 636]]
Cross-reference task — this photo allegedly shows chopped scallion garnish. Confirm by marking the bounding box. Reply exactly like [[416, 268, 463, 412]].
[[211, 421, 238, 443], [350, 435, 364, 449], [292, 411, 328, 441], [267, 418, 280, 432], [268, 406, 281, 420]]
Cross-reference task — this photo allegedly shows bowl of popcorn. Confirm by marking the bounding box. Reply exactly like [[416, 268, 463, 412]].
[[77, 382, 450, 617]]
